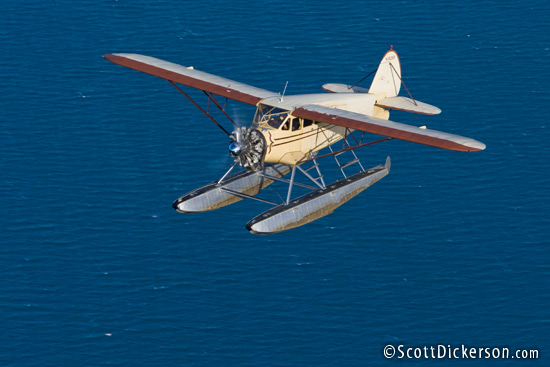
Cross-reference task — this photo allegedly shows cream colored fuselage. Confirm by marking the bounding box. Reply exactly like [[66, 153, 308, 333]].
[[255, 93, 389, 166]]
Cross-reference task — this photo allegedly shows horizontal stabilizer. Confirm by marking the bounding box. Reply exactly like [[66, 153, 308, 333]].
[[322, 83, 370, 93], [376, 96, 441, 115]]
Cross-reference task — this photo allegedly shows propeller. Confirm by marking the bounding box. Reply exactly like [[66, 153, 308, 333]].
[[228, 126, 266, 171]]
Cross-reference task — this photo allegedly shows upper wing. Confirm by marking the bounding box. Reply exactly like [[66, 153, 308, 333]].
[[104, 53, 279, 105], [292, 105, 485, 152]]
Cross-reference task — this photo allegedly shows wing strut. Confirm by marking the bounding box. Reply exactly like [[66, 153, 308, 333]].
[[389, 63, 417, 106], [299, 136, 392, 163], [348, 67, 378, 90], [202, 91, 238, 128], [168, 81, 231, 136]]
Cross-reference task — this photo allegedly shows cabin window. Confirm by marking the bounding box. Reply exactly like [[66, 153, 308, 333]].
[[291, 118, 301, 131], [268, 115, 286, 128], [303, 119, 313, 127]]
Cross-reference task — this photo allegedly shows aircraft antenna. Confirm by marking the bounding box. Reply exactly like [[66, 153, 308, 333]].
[[280, 81, 289, 102]]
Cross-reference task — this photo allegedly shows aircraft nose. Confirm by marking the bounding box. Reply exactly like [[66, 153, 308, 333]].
[[229, 141, 243, 156]]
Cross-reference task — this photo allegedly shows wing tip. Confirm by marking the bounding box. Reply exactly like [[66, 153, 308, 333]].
[[103, 53, 119, 63], [463, 140, 486, 152], [104, 53, 133, 64]]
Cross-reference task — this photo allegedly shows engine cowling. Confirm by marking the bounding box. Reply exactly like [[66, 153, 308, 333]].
[[228, 126, 266, 171]]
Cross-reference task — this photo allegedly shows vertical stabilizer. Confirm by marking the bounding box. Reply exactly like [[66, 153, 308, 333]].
[[368, 48, 401, 98]]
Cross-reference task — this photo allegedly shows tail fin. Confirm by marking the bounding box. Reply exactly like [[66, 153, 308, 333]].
[[368, 48, 401, 98]]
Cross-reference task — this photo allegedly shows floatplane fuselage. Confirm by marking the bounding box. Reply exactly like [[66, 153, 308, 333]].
[[253, 93, 388, 166]]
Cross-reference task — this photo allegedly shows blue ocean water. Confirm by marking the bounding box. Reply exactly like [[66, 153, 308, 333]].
[[1, 1, 548, 365]]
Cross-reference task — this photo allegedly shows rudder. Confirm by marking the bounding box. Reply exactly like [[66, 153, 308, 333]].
[[368, 48, 401, 98]]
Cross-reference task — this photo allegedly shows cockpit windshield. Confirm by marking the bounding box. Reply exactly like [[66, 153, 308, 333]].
[[254, 105, 289, 128], [254, 104, 318, 131]]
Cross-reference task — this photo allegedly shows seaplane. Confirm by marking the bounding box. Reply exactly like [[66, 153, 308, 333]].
[[104, 47, 485, 234]]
